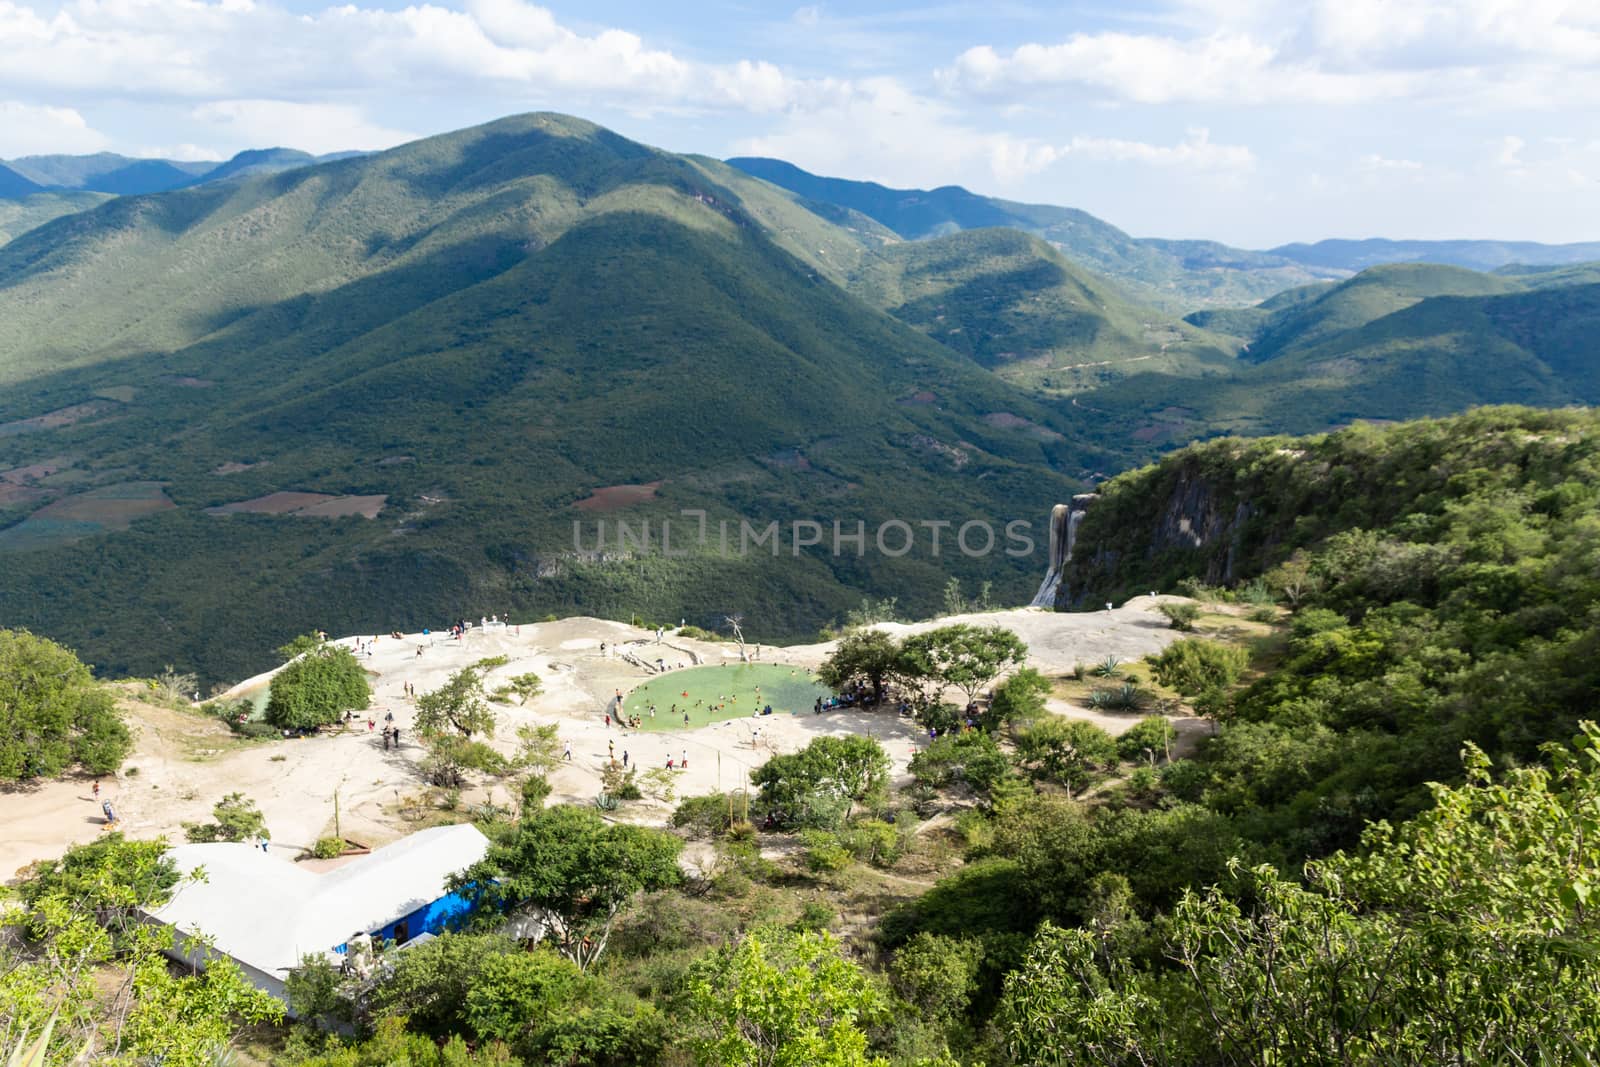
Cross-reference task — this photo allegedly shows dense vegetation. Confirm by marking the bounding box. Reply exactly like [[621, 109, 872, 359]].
[[11, 406, 1600, 1064], [0, 114, 1094, 686], [0, 628, 130, 780]]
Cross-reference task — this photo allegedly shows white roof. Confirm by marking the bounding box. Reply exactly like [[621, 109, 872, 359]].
[[144, 824, 490, 983]]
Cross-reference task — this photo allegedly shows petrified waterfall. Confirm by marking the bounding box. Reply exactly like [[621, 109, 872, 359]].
[[1028, 495, 1096, 607]]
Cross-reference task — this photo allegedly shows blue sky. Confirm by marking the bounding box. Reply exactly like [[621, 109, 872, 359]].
[[1, 0, 1596, 247]]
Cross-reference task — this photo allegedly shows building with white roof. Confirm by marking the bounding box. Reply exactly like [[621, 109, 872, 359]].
[[142, 823, 491, 1002]]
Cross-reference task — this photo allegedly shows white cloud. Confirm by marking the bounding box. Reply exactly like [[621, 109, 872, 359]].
[[1356, 154, 1424, 171], [190, 100, 415, 154], [1060, 128, 1255, 170], [0, 0, 810, 114], [939, 0, 1600, 108], [0, 99, 109, 155]]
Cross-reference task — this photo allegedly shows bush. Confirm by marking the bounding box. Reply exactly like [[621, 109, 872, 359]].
[[1146, 639, 1249, 698], [1246, 605, 1279, 623], [1117, 716, 1177, 762], [673, 793, 735, 837], [677, 625, 723, 642], [801, 830, 854, 874], [311, 836, 345, 859], [184, 792, 267, 843], [1159, 602, 1203, 631]]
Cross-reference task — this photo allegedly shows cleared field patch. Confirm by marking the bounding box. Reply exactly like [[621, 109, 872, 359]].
[[573, 481, 663, 512], [0, 401, 112, 437], [1, 456, 73, 483], [212, 461, 267, 475], [208, 491, 335, 515], [0, 481, 175, 550], [206, 491, 387, 519], [0, 484, 45, 508], [293, 494, 387, 519]]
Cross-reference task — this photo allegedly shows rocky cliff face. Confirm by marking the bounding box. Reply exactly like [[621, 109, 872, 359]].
[[1056, 457, 1269, 608]]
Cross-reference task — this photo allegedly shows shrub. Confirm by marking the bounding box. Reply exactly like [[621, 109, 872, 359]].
[[801, 830, 854, 874], [184, 792, 267, 843], [1246, 605, 1279, 623], [673, 793, 735, 837], [311, 836, 344, 859], [1159, 602, 1203, 631], [1117, 716, 1177, 762]]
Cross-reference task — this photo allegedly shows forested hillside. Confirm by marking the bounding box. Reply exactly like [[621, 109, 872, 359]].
[[0, 114, 1092, 683]]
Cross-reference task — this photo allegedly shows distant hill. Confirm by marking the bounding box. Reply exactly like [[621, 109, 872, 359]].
[[1225, 263, 1522, 362], [0, 190, 115, 245], [0, 163, 44, 198], [845, 227, 1235, 393], [1082, 264, 1600, 446], [0, 147, 361, 201], [1271, 237, 1600, 273], [0, 113, 1088, 683], [726, 157, 1343, 313]]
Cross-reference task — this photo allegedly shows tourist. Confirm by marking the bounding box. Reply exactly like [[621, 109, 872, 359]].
[[622, 750, 629, 768], [392, 727, 401, 746], [681, 749, 688, 769], [563, 742, 572, 761]]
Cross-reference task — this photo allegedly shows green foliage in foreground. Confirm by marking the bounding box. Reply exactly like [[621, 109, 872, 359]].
[[995, 726, 1600, 1066], [265, 639, 370, 730], [2, 835, 281, 1064], [0, 627, 130, 780], [451, 805, 683, 971], [685, 927, 889, 1067]]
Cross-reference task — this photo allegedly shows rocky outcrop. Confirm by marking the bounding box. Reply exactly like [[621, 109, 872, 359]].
[[1056, 457, 1269, 608]]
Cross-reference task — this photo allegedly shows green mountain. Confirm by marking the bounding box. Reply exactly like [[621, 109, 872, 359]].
[[1271, 236, 1600, 272], [726, 157, 1343, 312], [0, 190, 112, 245], [0, 113, 1091, 684], [1, 148, 362, 203], [0, 162, 44, 197], [1078, 265, 1600, 447], [1231, 263, 1521, 362], [844, 226, 1236, 394]]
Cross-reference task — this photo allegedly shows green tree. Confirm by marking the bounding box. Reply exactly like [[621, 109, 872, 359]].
[[899, 624, 1028, 705], [987, 667, 1050, 732], [908, 731, 1014, 800], [182, 792, 268, 843], [451, 805, 682, 970], [1158, 601, 1202, 631], [889, 933, 984, 1025], [415, 665, 496, 739], [492, 671, 543, 705], [1116, 716, 1176, 763], [817, 630, 904, 701], [0, 628, 130, 780], [751, 735, 891, 829], [684, 927, 889, 1067], [264, 642, 370, 730], [1014, 719, 1118, 797]]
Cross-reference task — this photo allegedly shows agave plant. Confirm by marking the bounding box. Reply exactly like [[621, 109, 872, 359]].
[[1087, 682, 1148, 712], [5, 1011, 94, 1067], [594, 792, 619, 812], [1090, 655, 1123, 679]]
